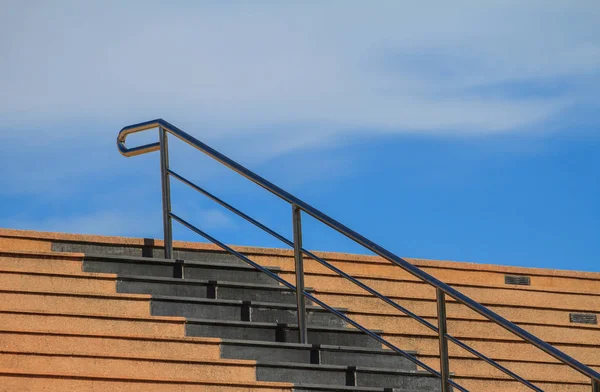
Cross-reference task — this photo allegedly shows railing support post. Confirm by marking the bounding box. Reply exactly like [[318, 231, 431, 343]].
[[593, 379, 600, 392], [437, 289, 451, 392], [292, 204, 308, 344], [159, 126, 173, 259]]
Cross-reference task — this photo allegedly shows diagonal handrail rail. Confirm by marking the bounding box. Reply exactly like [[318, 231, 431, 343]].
[[117, 119, 600, 392]]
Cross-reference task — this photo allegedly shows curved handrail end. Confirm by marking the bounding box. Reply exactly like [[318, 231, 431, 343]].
[[116, 119, 166, 157]]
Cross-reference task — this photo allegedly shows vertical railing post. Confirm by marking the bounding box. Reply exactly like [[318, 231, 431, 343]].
[[159, 126, 173, 259], [593, 379, 600, 392], [436, 288, 451, 392], [292, 204, 308, 343]]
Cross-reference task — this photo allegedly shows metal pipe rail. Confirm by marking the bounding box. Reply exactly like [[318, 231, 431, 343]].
[[118, 119, 600, 392]]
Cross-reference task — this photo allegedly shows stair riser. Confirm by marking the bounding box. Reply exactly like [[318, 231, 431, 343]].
[[152, 300, 343, 327], [0, 273, 115, 294], [0, 256, 82, 275], [257, 367, 440, 390], [220, 344, 417, 370], [118, 279, 302, 304], [53, 243, 244, 265], [0, 332, 221, 361], [0, 312, 184, 337], [186, 324, 381, 348], [0, 352, 256, 383], [0, 377, 293, 392], [257, 366, 347, 387], [84, 260, 279, 285], [0, 292, 149, 317], [357, 372, 440, 390]]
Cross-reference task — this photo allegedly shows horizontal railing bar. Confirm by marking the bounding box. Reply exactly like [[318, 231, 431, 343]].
[[169, 212, 468, 392], [167, 168, 552, 390], [168, 169, 439, 332], [118, 119, 600, 384], [446, 335, 542, 392], [168, 169, 292, 246]]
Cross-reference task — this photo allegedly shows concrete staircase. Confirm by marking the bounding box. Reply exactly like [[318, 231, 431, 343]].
[[1, 228, 600, 391], [0, 232, 439, 392]]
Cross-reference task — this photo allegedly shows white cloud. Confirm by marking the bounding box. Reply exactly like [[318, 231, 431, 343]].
[[1, 0, 598, 140], [0, 1, 598, 202]]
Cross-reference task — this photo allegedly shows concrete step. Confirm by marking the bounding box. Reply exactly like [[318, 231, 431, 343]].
[[220, 340, 417, 370], [84, 253, 282, 285], [53, 241, 247, 265], [0, 370, 293, 392], [0, 269, 117, 294], [186, 319, 383, 348], [293, 385, 420, 392], [0, 351, 258, 384], [256, 362, 440, 391], [0, 309, 186, 337], [290, 273, 600, 313], [0, 289, 151, 317], [151, 296, 344, 327], [0, 251, 84, 274], [117, 274, 313, 304], [0, 329, 222, 362]]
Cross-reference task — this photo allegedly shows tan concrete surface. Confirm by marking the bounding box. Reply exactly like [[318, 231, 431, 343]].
[[386, 334, 599, 364], [418, 356, 598, 383], [316, 292, 590, 327], [451, 377, 590, 392], [0, 270, 117, 294], [0, 252, 84, 274], [346, 313, 600, 346], [280, 272, 600, 311], [0, 352, 257, 383], [2, 228, 599, 391], [2, 227, 599, 287], [0, 329, 222, 361], [0, 290, 151, 317], [0, 371, 293, 392], [255, 254, 600, 294], [0, 310, 186, 337]]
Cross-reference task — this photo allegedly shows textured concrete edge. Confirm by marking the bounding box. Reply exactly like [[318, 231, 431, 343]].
[[0, 368, 294, 388], [0, 248, 85, 259], [1, 227, 599, 281]]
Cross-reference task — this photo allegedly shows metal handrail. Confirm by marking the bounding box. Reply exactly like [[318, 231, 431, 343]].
[[117, 119, 600, 392]]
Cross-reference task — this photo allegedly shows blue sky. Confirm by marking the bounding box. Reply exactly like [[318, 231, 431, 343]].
[[1, 1, 599, 272]]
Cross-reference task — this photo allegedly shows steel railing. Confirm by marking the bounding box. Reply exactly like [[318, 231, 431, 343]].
[[117, 119, 600, 392]]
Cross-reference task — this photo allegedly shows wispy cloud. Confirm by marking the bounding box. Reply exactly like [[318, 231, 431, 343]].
[[1, 1, 599, 242], [1, 1, 598, 140]]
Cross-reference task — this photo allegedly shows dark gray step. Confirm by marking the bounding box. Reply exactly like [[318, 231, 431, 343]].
[[117, 275, 311, 304], [185, 319, 383, 348], [294, 385, 420, 392], [151, 296, 345, 327], [256, 362, 440, 391], [220, 340, 417, 370], [83, 254, 281, 285], [53, 241, 246, 265]]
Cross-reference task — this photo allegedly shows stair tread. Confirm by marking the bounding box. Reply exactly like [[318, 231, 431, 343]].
[[221, 339, 417, 355], [294, 384, 419, 391], [0, 367, 292, 387], [0, 308, 186, 322], [85, 253, 282, 271], [0, 268, 117, 279], [119, 273, 314, 291], [185, 318, 383, 333], [0, 327, 220, 343], [257, 361, 431, 376], [0, 288, 150, 300], [151, 294, 345, 311], [1, 349, 254, 366]]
